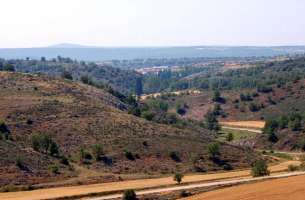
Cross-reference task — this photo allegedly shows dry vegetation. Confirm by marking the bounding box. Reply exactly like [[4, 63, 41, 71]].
[[0, 72, 256, 187], [0, 160, 299, 200]]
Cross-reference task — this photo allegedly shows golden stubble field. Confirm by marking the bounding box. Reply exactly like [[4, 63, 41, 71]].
[[220, 121, 265, 129], [180, 174, 305, 200]]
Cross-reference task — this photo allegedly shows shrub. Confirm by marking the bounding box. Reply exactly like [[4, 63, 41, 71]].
[[61, 71, 73, 80], [15, 156, 24, 169], [170, 151, 181, 162], [288, 164, 299, 172], [208, 143, 220, 158], [60, 156, 70, 166], [204, 111, 220, 131], [48, 165, 59, 174], [180, 190, 191, 197], [251, 160, 270, 177], [50, 141, 59, 156], [268, 132, 278, 143], [226, 133, 234, 142], [123, 189, 137, 200], [79, 148, 92, 163], [124, 151, 135, 161], [2, 64, 15, 72], [212, 90, 221, 102], [0, 120, 10, 134], [140, 111, 154, 121], [30, 134, 59, 155], [257, 85, 272, 93], [80, 75, 92, 85], [92, 144, 104, 161], [174, 173, 184, 184], [248, 102, 260, 112], [288, 119, 302, 131], [31, 134, 41, 151]]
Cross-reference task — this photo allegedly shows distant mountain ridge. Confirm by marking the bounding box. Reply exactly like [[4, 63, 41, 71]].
[[1, 45, 305, 61], [47, 43, 94, 48]]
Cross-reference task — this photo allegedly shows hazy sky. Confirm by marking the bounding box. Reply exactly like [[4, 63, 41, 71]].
[[1, 0, 305, 48]]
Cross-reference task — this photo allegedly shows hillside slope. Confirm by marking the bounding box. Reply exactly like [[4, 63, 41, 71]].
[[0, 72, 256, 187]]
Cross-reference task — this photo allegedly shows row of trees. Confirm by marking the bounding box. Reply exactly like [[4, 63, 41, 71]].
[[263, 112, 305, 143]]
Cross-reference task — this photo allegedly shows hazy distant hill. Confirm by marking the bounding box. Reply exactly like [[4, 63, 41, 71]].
[[1, 45, 305, 61], [47, 43, 93, 48]]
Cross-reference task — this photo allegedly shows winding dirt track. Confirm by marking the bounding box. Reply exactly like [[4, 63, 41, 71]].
[[0, 161, 299, 200], [181, 174, 305, 200]]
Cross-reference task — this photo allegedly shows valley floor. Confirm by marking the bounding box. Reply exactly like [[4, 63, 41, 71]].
[[0, 161, 299, 200]]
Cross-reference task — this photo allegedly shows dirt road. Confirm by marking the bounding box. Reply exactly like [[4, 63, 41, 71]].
[[0, 161, 299, 200], [181, 173, 305, 200]]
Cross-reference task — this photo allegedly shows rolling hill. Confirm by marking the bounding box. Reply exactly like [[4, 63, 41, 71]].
[[0, 72, 256, 188]]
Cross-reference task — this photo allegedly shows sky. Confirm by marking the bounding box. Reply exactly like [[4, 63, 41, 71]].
[[0, 0, 305, 48]]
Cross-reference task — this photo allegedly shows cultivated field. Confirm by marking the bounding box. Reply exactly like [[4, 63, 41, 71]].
[[181, 174, 305, 200], [0, 161, 299, 200], [220, 121, 265, 129]]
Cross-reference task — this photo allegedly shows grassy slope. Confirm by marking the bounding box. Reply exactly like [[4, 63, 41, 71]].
[[0, 72, 255, 187]]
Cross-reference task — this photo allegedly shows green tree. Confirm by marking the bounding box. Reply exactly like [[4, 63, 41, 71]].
[[140, 111, 154, 121], [0, 120, 10, 139], [0, 120, 10, 134], [174, 173, 184, 184], [251, 160, 270, 177], [2, 63, 15, 72], [31, 134, 59, 155], [123, 189, 137, 200], [50, 141, 59, 156], [40, 135, 52, 154], [268, 132, 278, 143], [204, 111, 219, 131], [135, 77, 143, 96], [92, 144, 104, 161], [208, 142, 220, 158], [212, 90, 221, 102], [61, 71, 73, 80], [289, 119, 302, 131], [31, 134, 42, 151], [48, 165, 59, 174], [226, 132, 234, 142], [15, 155, 24, 169]]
